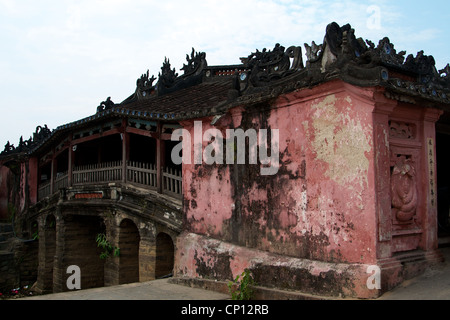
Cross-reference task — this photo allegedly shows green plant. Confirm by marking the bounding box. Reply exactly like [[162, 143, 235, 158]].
[[95, 233, 120, 260], [7, 203, 16, 223], [227, 269, 256, 300], [31, 222, 39, 240]]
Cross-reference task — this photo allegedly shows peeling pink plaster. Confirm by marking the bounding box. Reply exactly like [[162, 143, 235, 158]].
[[176, 80, 443, 298]]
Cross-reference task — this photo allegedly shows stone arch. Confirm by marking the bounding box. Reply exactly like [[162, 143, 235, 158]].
[[62, 214, 106, 291], [155, 232, 175, 278], [118, 218, 140, 284]]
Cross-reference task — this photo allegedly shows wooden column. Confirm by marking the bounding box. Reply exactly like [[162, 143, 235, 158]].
[[28, 156, 39, 204], [156, 122, 165, 193], [68, 138, 74, 187], [122, 119, 130, 183], [50, 150, 56, 195]]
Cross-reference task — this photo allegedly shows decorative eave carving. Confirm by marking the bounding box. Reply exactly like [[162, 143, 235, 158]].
[[114, 21, 450, 115], [96, 97, 116, 113], [136, 70, 156, 99], [157, 48, 207, 96], [123, 48, 208, 103], [181, 47, 207, 78], [238, 43, 304, 90], [1, 125, 52, 157], [157, 57, 179, 94], [233, 22, 450, 106]]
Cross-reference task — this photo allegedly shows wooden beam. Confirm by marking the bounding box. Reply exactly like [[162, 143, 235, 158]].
[[71, 127, 121, 145], [125, 126, 159, 139]]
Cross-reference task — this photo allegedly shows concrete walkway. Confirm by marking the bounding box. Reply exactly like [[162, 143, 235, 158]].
[[18, 278, 229, 300], [16, 246, 450, 301], [378, 245, 450, 300]]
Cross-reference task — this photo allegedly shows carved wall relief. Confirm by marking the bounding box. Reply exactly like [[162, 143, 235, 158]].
[[389, 121, 416, 140], [390, 155, 418, 223]]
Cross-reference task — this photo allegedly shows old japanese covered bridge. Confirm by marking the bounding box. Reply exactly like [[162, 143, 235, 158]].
[[1, 22, 450, 298]]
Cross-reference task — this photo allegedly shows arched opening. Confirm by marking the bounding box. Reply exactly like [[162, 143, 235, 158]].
[[64, 215, 106, 290], [155, 232, 174, 279], [119, 219, 140, 284]]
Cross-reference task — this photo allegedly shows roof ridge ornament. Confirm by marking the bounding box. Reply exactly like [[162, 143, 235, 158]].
[[304, 41, 323, 66], [240, 43, 304, 88], [136, 70, 156, 98], [97, 97, 115, 113], [1, 124, 52, 156], [158, 57, 179, 89], [181, 47, 207, 77], [157, 48, 207, 96]]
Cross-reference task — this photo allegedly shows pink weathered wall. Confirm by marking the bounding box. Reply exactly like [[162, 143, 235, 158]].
[[176, 80, 443, 298], [0, 164, 10, 220], [181, 80, 378, 263], [28, 157, 38, 205]]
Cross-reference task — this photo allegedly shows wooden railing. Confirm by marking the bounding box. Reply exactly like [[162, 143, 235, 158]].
[[72, 161, 123, 184], [38, 181, 51, 200], [37, 161, 182, 200], [54, 172, 68, 191], [127, 161, 157, 189], [163, 167, 182, 198]]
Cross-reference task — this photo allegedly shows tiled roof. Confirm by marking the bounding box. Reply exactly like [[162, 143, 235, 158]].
[[120, 76, 236, 119]]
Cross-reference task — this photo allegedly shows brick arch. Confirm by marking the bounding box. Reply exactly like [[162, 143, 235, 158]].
[[118, 218, 140, 284], [155, 231, 175, 278]]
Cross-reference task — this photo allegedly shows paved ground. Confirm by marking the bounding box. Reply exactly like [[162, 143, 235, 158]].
[[18, 278, 230, 300], [16, 246, 450, 301], [378, 245, 450, 300]]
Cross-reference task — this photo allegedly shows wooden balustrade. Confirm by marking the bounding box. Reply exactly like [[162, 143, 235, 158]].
[[163, 167, 182, 199], [127, 161, 158, 189], [37, 161, 182, 200], [54, 172, 68, 191], [72, 161, 123, 184], [38, 181, 51, 200]]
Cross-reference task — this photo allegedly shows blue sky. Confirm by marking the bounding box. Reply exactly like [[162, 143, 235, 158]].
[[0, 0, 449, 150]]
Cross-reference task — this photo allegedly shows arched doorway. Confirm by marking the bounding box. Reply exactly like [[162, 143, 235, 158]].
[[155, 232, 174, 279], [119, 219, 140, 284]]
